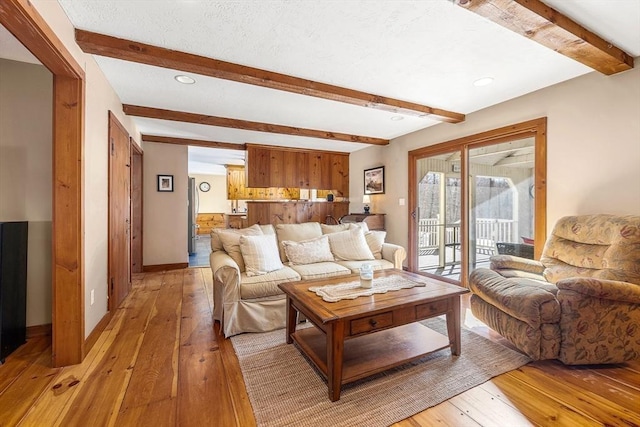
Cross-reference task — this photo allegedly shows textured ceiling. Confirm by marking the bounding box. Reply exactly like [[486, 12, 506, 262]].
[[4, 1, 640, 174]]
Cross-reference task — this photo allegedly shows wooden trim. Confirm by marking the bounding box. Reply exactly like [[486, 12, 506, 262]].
[[142, 134, 246, 151], [84, 311, 112, 356], [456, 0, 633, 75], [1, 0, 87, 367], [407, 117, 547, 284], [130, 136, 143, 154], [0, 0, 84, 78], [130, 139, 143, 274], [124, 105, 388, 145], [75, 29, 464, 123], [143, 263, 189, 272], [26, 323, 52, 339]]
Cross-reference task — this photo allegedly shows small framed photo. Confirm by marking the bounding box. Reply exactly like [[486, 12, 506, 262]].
[[364, 166, 385, 194], [157, 174, 174, 192]]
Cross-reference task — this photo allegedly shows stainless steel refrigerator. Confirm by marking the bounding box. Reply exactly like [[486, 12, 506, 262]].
[[187, 177, 198, 255]]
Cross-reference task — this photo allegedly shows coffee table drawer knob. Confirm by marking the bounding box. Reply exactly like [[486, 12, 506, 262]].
[[350, 312, 393, 335]]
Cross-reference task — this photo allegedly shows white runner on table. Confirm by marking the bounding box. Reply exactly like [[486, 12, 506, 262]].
[[308, 275, 426, 302]]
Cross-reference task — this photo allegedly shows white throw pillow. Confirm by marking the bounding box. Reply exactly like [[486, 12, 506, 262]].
[[217, 224, 264, 271], [320, 223, 351, 234], [327, 228, 375, 261], [239, 234, 284, 276], [282, 235, 335, 265], [349, 222, 370, 233], [365, 231, 386, 260]]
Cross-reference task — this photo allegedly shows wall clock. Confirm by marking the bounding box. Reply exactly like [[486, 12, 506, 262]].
[[199, 182, 211, 192]]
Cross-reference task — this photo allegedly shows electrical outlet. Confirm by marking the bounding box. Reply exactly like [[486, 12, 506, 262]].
[[90, 289, 95, 305], [399, 198, 406, 206]]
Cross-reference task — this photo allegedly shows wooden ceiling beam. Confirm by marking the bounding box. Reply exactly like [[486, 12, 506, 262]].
[[76, 29, 464, 123], [456, 0, 633, 75], [141, 134, 247, 150], [124, 105, 389, 145]]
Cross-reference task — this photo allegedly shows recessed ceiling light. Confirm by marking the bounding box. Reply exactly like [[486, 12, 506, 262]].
[[390, 115, 404, 121], [174, 75, 196, 84], [473, 77, 494, 87]]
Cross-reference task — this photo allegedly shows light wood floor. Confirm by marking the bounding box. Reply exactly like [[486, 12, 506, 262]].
[[1, 269, 639, 426]]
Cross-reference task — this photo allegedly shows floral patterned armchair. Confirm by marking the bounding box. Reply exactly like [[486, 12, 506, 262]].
[[469, 214, 640, 364]]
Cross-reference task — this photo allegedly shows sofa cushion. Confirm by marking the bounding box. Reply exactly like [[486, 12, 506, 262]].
[[327, 228, 375, 261], [290, 262, 352, 280], [239, 234, 284, 276], [321, 223, 351, 234], [275, 222, 323, 262], [211, 223, 263, 252], [336, 259, 394, 273], [218, 225, 264, 272], [365, 231, 386, 259], [240, 266, 301, 300], [282, 235, 335, 265]]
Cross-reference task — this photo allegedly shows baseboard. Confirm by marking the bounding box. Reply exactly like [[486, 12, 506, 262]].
[[143, 263, 189, 272], [84, 311, 112, 356], [26, 323, 52, 338]]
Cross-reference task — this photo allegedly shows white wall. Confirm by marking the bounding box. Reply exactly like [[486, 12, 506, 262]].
[[190, 174, 229, 213], [143, 142, 189, 266], [350, 60, 640, 257], [28, 0, 140, 337], [0, 59, 53, 327]]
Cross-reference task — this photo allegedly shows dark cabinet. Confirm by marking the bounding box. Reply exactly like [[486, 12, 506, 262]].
[[0, 221, 28, 363], [340, 214, 385, 231]]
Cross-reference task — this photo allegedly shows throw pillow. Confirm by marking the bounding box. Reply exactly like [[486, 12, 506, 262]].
[[365, 231, 387, 260], [275, 222, 323, 262], [282, 235, 335, 265], [320, 223, 351, 234], [327, 228, 375, 261], [349, 222, 370, 233], [239, 234, 284, 276], [217, 224, 264, 271]]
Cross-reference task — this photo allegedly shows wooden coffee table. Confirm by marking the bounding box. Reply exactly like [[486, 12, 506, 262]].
[[278, 269, 469, 401]]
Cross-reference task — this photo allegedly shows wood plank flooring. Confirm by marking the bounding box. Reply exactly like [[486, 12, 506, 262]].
[[1, 268, 638, 426]]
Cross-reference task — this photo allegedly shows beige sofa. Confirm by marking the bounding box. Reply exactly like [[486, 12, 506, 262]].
[[210, 222, 406, 337]]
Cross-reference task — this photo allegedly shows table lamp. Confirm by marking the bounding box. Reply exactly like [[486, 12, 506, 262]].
[[362, 195, 371, 213]]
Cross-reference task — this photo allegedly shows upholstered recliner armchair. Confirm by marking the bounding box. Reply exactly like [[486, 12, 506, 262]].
[[469, 214, 640, 364]]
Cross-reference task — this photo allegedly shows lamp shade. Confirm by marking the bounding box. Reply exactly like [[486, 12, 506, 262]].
[[362, 195, 371, 204]]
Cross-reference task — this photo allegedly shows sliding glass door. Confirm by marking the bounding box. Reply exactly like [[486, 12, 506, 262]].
[[408, 119, 546, 285]]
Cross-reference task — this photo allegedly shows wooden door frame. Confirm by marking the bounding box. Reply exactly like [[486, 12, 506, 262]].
[[130, 139, 143, 274], [408, 118, 547, 286], [1, 0, 86, 366]]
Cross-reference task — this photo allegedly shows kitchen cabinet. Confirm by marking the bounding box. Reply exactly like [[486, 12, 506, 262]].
[[196, 213, 225, 235], [245, 145, 349, 197]]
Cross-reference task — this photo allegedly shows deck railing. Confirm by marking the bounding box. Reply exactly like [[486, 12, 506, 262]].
[[418, 218, 516, 255]]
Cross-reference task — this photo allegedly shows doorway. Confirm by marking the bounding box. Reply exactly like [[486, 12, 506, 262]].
[[408, 118, 547, 286]]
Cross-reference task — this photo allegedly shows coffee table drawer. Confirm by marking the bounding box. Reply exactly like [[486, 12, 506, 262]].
[[416, 299, 449, 319], [350, 312, 393, 335]]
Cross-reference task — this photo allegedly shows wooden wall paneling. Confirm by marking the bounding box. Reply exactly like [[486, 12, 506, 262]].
[[196, 213, 225, 234]]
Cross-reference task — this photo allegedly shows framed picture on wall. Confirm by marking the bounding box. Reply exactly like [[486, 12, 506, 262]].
[[157, 174, 174, 192], [364, 166, 385, 194]]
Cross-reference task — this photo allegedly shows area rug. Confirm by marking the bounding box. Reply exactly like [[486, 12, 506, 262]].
[[231, 317, 530, 427]]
